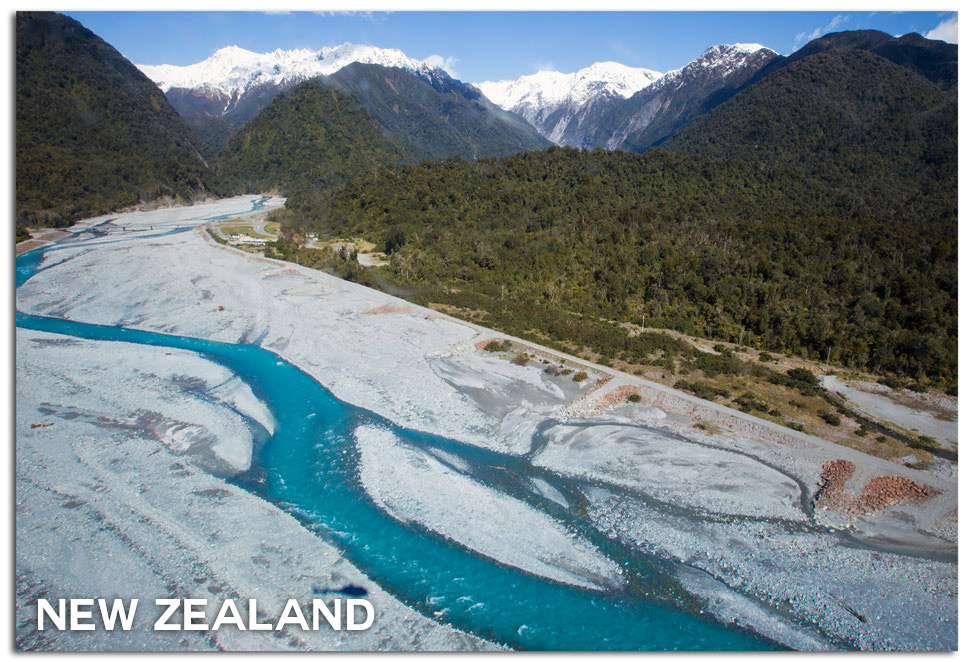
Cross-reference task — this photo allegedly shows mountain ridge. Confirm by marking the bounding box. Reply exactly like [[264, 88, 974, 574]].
[[660, 47, 957, 216], [16, 11, 220, 226], [138, 42, 450, 128], [319, 62, 551, 161], [477, 43, 780, 148], [215, 78, 404, 197]]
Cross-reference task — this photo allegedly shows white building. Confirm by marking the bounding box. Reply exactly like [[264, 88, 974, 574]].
[[228, 232, 267, 245]]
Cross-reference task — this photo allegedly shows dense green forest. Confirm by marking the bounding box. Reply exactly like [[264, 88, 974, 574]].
[[15, 13, 957, 390], [268, 44, 956, 387], [16, 12, 220, 227], [179, 114, 234, 156], [278, 143, 956, 387], [781, 30, 958, 93], [214, 66, 553, 199], [215, 79, 404, 196], [662, 49, 957, 221]]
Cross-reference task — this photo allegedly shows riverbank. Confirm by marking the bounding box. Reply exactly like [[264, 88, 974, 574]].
[[16, 196, 957, 650], [17, 196, 497, 651]]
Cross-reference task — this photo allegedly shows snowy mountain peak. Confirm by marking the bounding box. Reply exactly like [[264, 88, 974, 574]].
[[477, 43, 780, 148], [710, 42, 772, 56], [214, 45, 258, 56], [659, 42, 776, 83], [137, 42, 438, 95], [688, 43, 777, 70], [574, 61, 664, 94], [476, 62, 662, 122]]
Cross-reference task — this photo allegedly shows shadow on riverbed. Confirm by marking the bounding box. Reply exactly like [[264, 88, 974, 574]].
[[312, 583, 369, 597]]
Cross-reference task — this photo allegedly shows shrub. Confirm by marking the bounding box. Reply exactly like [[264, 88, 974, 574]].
[[512, 353, 530, 366], [694, 421, 722, 434], [767, 369, 820, 395], [674, 380, 729, 401], [573, 371, 588, 382], [854, 426, 869, 437], [820, 411, 841, 426], [627, 393, 642, 403], [691, 351, 747, 378], [787, 421, 806, 432], [879, 376, 903, 390], [909, 435, 939, 450], [787, 368, 819, 384], [734, 392, 770, 413], [484, 340, 503, 352], [384, 229, 406, 254], [758, 352, 775, 363]]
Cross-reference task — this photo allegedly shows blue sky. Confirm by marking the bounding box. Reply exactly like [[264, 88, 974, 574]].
[[63, 10, 958, 83]]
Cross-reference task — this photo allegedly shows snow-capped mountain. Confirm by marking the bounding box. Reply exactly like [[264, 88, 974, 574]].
[[137, 43, 449, 128], [477, 43, 780, 149], [476, 62, 662, 129], [139, 43, 441, 95], [655, 43, 774, 88], [599, 43, 781, 151], [141, 39, 779, 153]]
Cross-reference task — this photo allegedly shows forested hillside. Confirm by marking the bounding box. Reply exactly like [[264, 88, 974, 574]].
[[782, 30, 958, 92], [269, 44, 957, 386], [215, 79, 404, 196], [279, 146, 956, 387], [15, 13, 957, 390], [661, 49, 957, 225], [16, 12, 219, 226]]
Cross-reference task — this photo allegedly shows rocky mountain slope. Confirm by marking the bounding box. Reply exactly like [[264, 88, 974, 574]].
[[476, 62, 662, 145], [477, 44, 780, 150], [319, 62, 550, 161]]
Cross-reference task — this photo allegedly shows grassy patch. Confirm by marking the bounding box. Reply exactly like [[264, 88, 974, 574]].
[[511, 352, 530, 366], [222, 224, 261, 239], [694, 421, 722, 434]]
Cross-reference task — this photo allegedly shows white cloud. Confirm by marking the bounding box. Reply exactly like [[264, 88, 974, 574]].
[[924, 15, 958, 43], [315, 11, 389, 22], [422, 54, 460, 78], [793, 14, 850, 52]]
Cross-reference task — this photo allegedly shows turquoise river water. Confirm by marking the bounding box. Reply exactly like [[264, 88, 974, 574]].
[[16, 225, 780, 651]]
